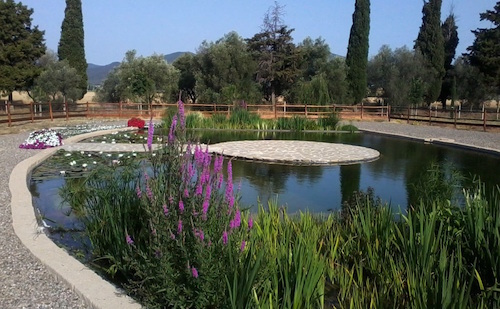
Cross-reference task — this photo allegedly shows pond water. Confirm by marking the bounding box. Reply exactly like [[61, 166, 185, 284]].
[[31, 130, 500, 233]]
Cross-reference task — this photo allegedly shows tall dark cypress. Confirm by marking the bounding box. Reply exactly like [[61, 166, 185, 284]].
[[58, 0, 87, 99], [345, 0, 370, 104], [414, 0, 445, 105]]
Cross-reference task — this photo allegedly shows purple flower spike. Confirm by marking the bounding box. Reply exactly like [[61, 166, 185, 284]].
[[163, 204, 169, 216], [222, 231, 228, 245], [178, 219, 183, 234], [179, 200, 184, 213], [191, 266, 198, 278], [147, 119, 154, 151], [240, 240, 246, 252], [126, 234, 134, 245], [178, 100, 185, 130], [248, 217, 253, 230]]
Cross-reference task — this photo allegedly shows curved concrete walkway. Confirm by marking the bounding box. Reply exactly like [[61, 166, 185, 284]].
[[3, 121, 500, 308]]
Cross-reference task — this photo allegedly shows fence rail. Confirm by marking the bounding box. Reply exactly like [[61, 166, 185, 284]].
[[390, 106, 500, 131], [2, 101, 499, 131], [0, 101, 390, 126]]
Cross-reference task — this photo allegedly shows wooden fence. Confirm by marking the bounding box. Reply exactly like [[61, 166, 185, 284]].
[[390, 105, 500, 131], [3, 100, 499, 131], [0, 101, 390, 126]]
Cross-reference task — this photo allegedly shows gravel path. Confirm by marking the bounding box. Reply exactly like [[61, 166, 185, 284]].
[[0, 120, 499, 308], [0, 132, 89, 309], [353, 121, 500, 153]]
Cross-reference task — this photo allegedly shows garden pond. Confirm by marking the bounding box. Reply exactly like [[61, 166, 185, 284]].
[[30, 129, 500, 249]]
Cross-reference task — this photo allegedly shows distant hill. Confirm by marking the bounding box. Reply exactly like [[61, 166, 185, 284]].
[[87, 52, 191, 86]]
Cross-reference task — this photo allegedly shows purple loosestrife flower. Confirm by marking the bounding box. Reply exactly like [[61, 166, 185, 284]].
[[178, 100, 186, 130], [126, 234, 134, 245], [179, 200, 184, 213], [147, 119, 154, 151], [222, 231, 228, 245], [230, 210, 241, 230], [202, 199, 209, 220], [240, 240, 246, 252], [169, 195, 174, 204], [178, 219, 183, 234], [225, 161, 234, 208], [136, 185, 142, 199], [191, 266, 198, 278], [163, 204, 169, 216], [168, 115, 177, 144], [170, 232, 176, 240], [183, 188, 189, 198], [248, 217, 253, 230], [195, 183, 203, 196]]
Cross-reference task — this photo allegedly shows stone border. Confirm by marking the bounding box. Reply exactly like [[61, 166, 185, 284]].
[[10, 127, 141, 309]]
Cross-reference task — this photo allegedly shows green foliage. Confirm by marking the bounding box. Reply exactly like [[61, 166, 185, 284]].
[[35, 59, 81, 102], [58, 0, 87, 100], [467, 2, 500, 92], [194, 32, 261, 104], [367, 46, 431, 106], [229, 108, 261, 128], [414, 0, 445, 104], [345, 0, 371, 104], [0, 0, 46, 95], [97, 50, 180, 104], [247, 2, 300, 103]]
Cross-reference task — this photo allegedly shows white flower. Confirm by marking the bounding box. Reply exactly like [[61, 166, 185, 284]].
[[82, 163, 88, 168], [93, 161, 97, 164], [65, 153, 71, 157], [60, 171, 66, 175]]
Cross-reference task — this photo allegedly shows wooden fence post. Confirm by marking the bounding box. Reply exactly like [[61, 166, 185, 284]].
[[49, 101, 53, 121], [7, 100, 12, 127], [429, 106, 432, 125], [360, 103, 364, 120], [86, 101, 89, 118], [65, 100, 69, 120], [388, 105, 391, 122], [305, 105, 308, 117], [454, 108, 457, 128], [483, 108, 487, 131], [407, 106, 410, 124], [30, 101, 34, 123]]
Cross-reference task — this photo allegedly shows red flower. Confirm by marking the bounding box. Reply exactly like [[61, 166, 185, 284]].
[[127, 117, 145, 129]]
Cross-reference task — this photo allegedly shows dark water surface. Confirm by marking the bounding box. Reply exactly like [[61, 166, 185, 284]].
[[32, 130, 500, 229]]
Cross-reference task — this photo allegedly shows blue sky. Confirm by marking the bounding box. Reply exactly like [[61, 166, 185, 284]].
[[21, 0, 498, 65]]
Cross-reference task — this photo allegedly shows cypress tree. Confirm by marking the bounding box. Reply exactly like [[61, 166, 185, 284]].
[[58, 0, 87, 99], [439, 13, 459, 110], [345, 0, 370, 104], [414, 0, 445, 105]]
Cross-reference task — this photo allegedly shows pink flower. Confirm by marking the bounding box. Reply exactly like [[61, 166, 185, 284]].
[[163, 204, 169, 216], [248, 217, 253, 230], [126, 234, 134, 245], [240, 240, 246, 252], [178, 219, 183, 234], [136, 185, 142, 198], [222, 231, 228, 245], [179, 200, 184, 213], [191, 266, 198, 278], [230, 210, 241, 230]]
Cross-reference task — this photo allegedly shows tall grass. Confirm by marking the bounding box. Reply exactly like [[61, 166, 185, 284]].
[[61, 103, 499, 307]]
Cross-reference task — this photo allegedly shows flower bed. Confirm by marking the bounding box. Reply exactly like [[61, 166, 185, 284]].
[[19, 129, 63, 149]]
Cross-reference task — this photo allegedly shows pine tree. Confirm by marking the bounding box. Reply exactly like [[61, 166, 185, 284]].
[[467, 1, 500, 92], [345, 0, 370, 104], [0, 0, 45, 97], [58, 0, 87, 99], [414, 0, 445, 105]]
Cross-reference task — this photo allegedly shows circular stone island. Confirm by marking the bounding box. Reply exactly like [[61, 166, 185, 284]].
[[209, 140, 380, 165]]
